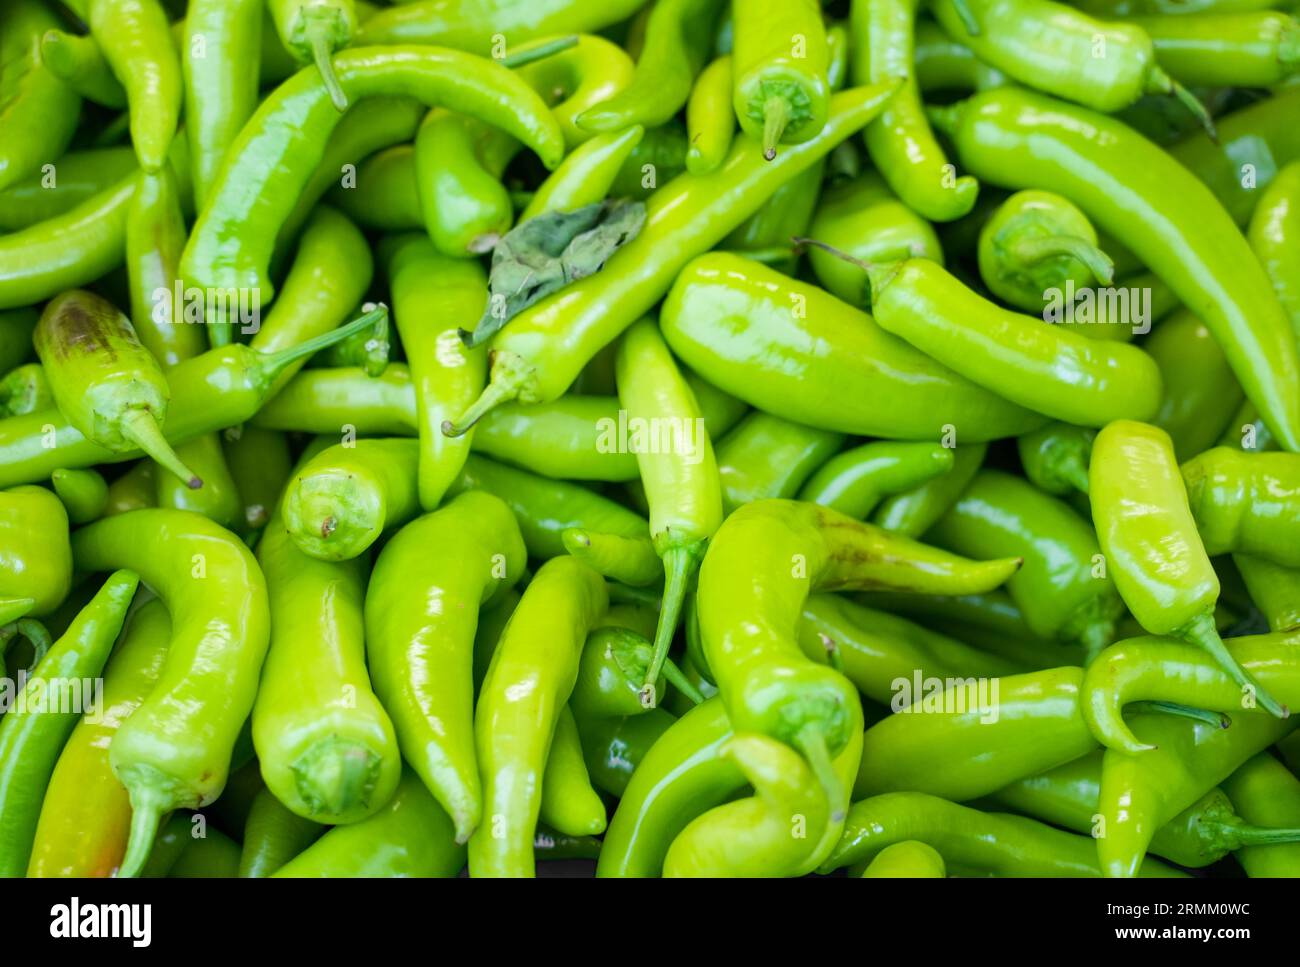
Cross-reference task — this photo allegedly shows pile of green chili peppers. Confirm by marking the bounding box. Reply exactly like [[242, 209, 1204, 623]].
[[2, 0, 1300, 882]]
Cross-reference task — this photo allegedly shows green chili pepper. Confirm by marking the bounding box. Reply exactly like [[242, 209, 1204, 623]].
[[806, 172, 945, 308], [1183, 446, 1300, 563], [469, 556, 607, 877], [723, 163, 825, 270], [1234, 554, 1300, 633], [0, 363, 51, 418], [931, 0, 1211, 130], [1097, 711, 1295, 877], [539, 707, 608, 837], [521, 126, 646, 222], [1017, 424, 1094, 498], [534, 826, 603, 863], [576, 0, 721, 134], [570, 626, 691, 719], [104, 461, 156, 518], [383, 236, 487, 510], [50, 468, 109, 526], [730, 0, 828, 159], [928, 469, 1122, 653], [663, 733, 830, 877], [615, 318, 722, 703], [686, 56, 734, 175], [182, 0, 263, 207], [1, 486, 73, 618], [0, 1, 82, 193], [1170, 88, 1300, 227], [238, 787, 323, 878], [514, 34, 636, 151], [662, 253, 1044, 440], [253, 512, 400, 824], [86, 0, 182, 173], [862, 840, 946, 878], [0, 304, 387, 487], [39, 29, 127, 109], [852, 0, 978, 221], [855, 667, 1097, 802], [1249, 161, 1300, 343], [0, 570, 139, 877], [328, 145, 421, 231], [823, 792, 1185, 877], [1134, 12, 1300, 88], [443, 82, 901, 434], [977, 190, 1115, 314], [273, 769, 465, 877], [72, 511, 272, 878], [34, 289, 201, 488], [181, 50, 565, 301], [576, 707, 676, 798], [1146, 310, 1243, 462], [871, 443, 985, 538], [798, 442, 956, 519], [0, 310, 37, 375], [358, 0, 649, 50], [1075, 0, 1279, 14], [1222, 753, 1300, 877], [154, 434, 243, 531], [365, 491, 526, 843], [26, 597, 169, 878], [700, 499, 1020, 805], [269, 0, 357, 112], [222, 427, 292, 536], [913, 17, 1006, 93], [1091, 421, 1285, 717], [609, 121, 690, 201], [415, 110, 518, 257], [863, 257, 1162, 427], [932, 88, 1300, 452]]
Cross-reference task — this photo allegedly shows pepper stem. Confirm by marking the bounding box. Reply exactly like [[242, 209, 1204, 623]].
[[442, 374, 523, 438], [1062, 460, 1091, 496], [794, 723, 844, 823], [1220, 821, 1300, 850], [1130, 700, 1229, 731], [819, 632, 846, 675], [501, 36, 579, 69], [792, 236, 901, 299], [947, 0, 983, 36], [255, 303, 389, 390], [761, 96, 791, 161], [640, 544, 697, 706], [1008, 235, 1115, 286], [1182, 611, 1289, 719], [306, 20, 349, 112], [117, 790, 170, 878], [1152, 69, 1218, 143], [16, 619, 51, 672], [659, 657, 706, 706], [120, 408, 202, 490]]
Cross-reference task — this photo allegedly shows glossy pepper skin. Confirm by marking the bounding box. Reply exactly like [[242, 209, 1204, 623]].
[[0, 571, 139, 877], [716, 413, 843, 514], [806, 171, 945, 308], [862, 840, 946, 878], [1017, 424, 1094, 497], [27, 598, 169, 878], [977, 190, 1115, 314], [798, 441, 955, 520], [51, 468, 110, 525], [851, 0, 978, 221], [661, 253, 1045, 441], [34, 290, 201, 489], [731, 0, 829, 158], [443, 81, 902, 433], [253, 515, 401, 825], [1090, 421, 1284, 716], [686, 57, 734, 176], [929, 469, 1122, 653], [576, 707, 676, 798], [238, 787, 323, 878], [365, 492, 527, 843], [1183, 448, 1300, 567], [1222, 753, 1300, 877], [521, 126, 646, 222], [1249, 161, 1300, 344], [855, 667, 1098, 802], [615, 318, 723, 701], [1235, 554, 1300, 633], [469, 556, 607, 877], [822, 792, 1184, 877], [273, 770, 465, 878], [1147, 310, 1243, 462], [72, 511, 271, 878], [1096, 712, 1295, 878], [181, 48, 565, 301], [269, 0, 358, 112], [0, 148, 138, 233], [0, 0, 82, 193], [663, 733, 830, 877], [932, 88, 1300, 452], [699, 499, 1020, 801], [384, 236, 487, 510], [538, 707, 607, 837], [359, 0, 648, 51], [872, 442, 986, 538], [0, 486, 73, 617], [1134, 12, 1300, 88], [870, 257, 1161, 427]]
